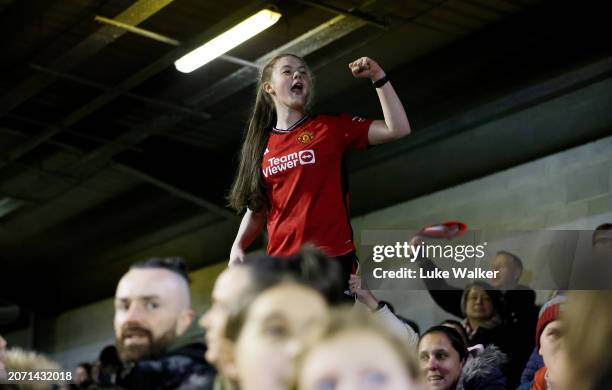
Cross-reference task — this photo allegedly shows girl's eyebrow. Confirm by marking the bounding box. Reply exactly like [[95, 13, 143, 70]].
[[261, 312, 287, 326], [280, 65, 306, 70]]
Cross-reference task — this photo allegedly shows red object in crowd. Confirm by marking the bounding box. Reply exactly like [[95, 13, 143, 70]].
[[418, 221, 468, 240]]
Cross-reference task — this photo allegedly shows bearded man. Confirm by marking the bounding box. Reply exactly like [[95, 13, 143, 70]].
[[113, 257, 215, 389]]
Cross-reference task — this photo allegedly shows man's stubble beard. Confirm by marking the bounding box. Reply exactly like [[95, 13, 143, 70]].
[[116, 326, 177, 363]]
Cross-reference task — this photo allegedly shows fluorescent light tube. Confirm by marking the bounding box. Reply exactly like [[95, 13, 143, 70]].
[[175, 9, 281, 73]]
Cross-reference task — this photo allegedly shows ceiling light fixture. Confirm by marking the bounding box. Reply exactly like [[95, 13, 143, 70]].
[[175, 9, 281, 73]]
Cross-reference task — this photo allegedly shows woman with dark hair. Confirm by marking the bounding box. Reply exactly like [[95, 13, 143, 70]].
[[418, 325, 508, 390], [227, 54, 411, 286], [459, 281, 504, 348]]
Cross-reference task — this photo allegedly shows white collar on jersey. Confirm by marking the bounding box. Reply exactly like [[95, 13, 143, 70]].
[[272, 114, 310, 133]]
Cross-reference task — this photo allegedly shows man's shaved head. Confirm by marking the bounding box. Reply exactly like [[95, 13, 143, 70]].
[[114, 257, 194, 363]]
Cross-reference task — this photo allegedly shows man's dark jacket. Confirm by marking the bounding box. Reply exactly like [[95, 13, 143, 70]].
[[117, 342, 216, 390]]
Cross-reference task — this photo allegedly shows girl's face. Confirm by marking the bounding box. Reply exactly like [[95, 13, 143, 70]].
[[299, 329, 421, 390], [234, 283, 328, 390], [264, 55, 310, 112], [418, 333, 463, 390]]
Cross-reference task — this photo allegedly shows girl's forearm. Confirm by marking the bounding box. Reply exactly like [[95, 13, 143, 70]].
[[375, 79, 411, 140], [233, 208, 266, 250]]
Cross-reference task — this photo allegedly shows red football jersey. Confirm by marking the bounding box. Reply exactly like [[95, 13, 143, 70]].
[[263, 113, 373, 257]]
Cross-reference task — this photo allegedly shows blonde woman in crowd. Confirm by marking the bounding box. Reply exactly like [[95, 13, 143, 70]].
[[295, 309, 423, 390], [0, 346, 61, 390]]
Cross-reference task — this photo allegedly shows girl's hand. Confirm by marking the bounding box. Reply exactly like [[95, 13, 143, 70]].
[[349, 57, 385, 82]]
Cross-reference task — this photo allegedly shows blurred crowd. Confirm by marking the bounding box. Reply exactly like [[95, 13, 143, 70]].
[[0, 224, 611, 390]]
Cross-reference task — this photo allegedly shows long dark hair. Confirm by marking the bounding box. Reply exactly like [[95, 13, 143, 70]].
[[228, 54, 312, 213]]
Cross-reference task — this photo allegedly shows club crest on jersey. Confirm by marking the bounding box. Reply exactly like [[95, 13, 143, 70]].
[[297, 131, 314, 144], [352, 116, 366, 122]]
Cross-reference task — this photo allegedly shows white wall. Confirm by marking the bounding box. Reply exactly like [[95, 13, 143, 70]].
[[352, 135, 612, 328]]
